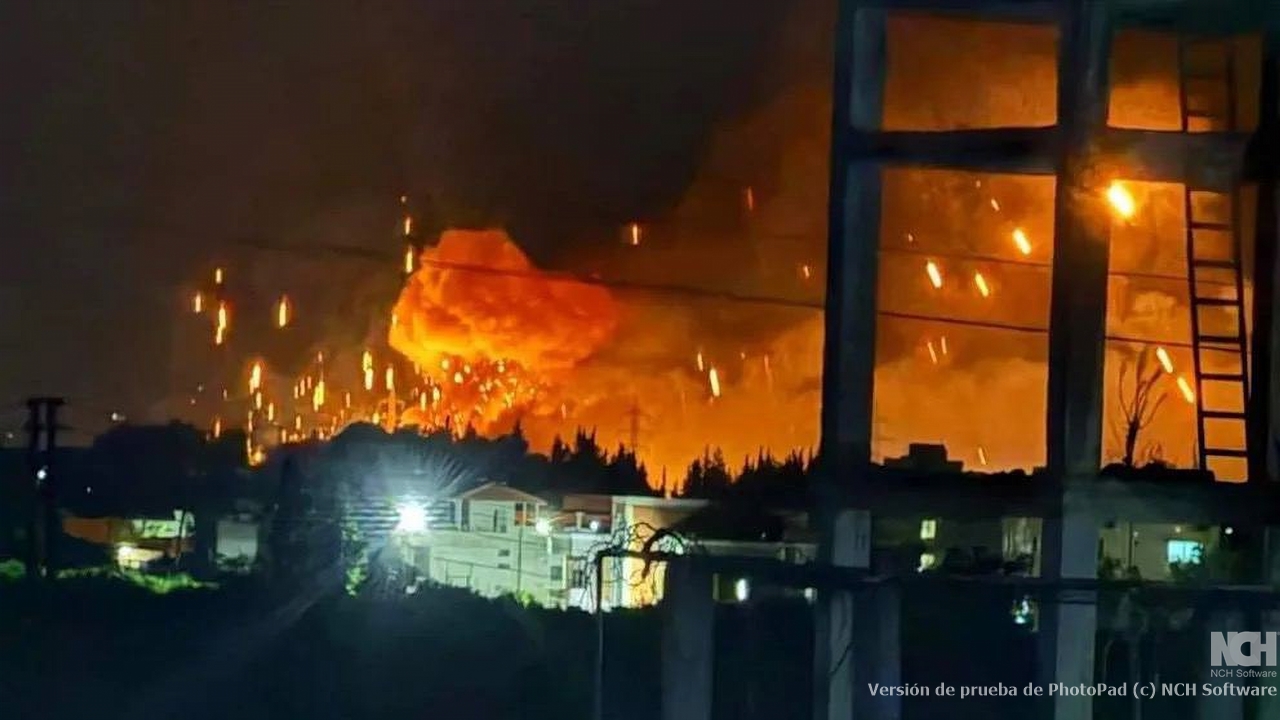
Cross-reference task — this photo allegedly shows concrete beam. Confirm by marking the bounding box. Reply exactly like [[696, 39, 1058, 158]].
[[845, 126, 1250, 191]]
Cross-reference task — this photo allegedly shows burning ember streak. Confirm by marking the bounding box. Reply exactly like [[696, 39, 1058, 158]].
[[708, 367, 722, 398], [389, 229, 617, 432], [1011, 228, 1032, 255], [629, 222, 641, 246], [214, 267, 224, 286], [276, 295, 291, 328], [973, 271, 991, 298], [192, 292, 204, 313], [925, 261, 943, 289], [1155, 347, 1174, 374], [1176, 375, 1195, 404], [215, 302, 230, 345]]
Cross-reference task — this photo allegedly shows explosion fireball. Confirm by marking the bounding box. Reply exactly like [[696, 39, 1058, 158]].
[[389, 229, 618, 432]]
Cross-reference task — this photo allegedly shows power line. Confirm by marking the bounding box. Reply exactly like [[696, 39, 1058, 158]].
[[230, 237, 1220, 352]]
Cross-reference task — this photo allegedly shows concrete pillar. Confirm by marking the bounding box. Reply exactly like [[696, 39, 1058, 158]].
[[662, 557, 714, 720], [1250, 6, 1280, 483], [1038, 3, 1113, 718], [1036, 496, 1098, 720], [820, 0, 886, 473], [1045, 0, 1114, 479], [814, 509, 900, 720], [1197, 608, 1247, 720], [1258, 528, 1280, 719]]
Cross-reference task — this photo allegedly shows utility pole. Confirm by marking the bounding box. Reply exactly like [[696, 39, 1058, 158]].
[[25, 397, 64, 581]]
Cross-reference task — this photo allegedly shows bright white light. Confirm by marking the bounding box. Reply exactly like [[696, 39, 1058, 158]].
[[534, 518, 552, 536], [395, 502, 427, 534], [588, 519, 600, 532], [733, 578, 750, 602], [35, 467, 47, 481]]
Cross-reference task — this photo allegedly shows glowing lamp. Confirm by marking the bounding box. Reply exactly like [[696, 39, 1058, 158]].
[[534, 518, 553, 536], [395, 502, 427, 534]]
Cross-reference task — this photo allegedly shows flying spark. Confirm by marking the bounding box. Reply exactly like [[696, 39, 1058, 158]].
[[1155, 347, 1175, 374], [192, 292, 204, 313], [276, 295, 290, 328], [1176, 376, 1196, 403], [629, 222, 641, 246], [926, 261, 943, 289], [708, 367, 721, 398], [926, 341, 939, 364], [1012, 228, 1032, 255], [974, 272, 991, 298]]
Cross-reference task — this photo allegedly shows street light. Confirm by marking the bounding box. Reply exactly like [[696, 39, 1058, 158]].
[[534, 517, 552, 536], [394, 502, 427, 534]]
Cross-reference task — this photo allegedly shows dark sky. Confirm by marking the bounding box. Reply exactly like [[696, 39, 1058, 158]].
[[0, 1, 829, 436]]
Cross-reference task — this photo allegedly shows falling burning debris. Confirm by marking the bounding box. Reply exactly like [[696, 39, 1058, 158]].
[[989, 198, 1000, 212], [978, 446, 989, 466], [800, 264, 812, 280], [404, 245, 415, 274], [1175, 376, 1196, 404], [215, 302, 230, 346], [192, 292, 204, 314], [1107, 181, 1137, 219], [708, 367, 722, 398], [629, 222, 641, 246], [212, 417, 222, 439], [926, 341, 939, 365], [214, 267, 224, 286], [248, 362, 263, 393], [744, 186, 755, 213], [1155, 347, 1174, 374], [1012, 228, 1032, 256], [696, 351, 705, 372], [403, 216, 413, 237], [276, 295, 291, 328], [973, 271, 991, 298], [925, 261, 943, 289]]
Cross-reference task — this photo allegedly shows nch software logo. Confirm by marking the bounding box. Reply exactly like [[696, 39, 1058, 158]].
[[1211, 632, 1278, 674]]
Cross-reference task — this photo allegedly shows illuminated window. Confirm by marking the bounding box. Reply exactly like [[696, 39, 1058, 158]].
[[1166, 539, 1204, 565], [920, 519, 938, 541], [917, 552, 938, 572]]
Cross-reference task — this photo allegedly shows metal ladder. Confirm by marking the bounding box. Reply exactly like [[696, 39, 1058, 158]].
[[1178, 36, 1251, 480]]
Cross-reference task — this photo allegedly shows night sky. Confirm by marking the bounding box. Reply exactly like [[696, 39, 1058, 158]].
[[0, 1, 831, 437]]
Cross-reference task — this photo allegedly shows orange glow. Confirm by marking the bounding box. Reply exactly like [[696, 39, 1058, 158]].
[[989, 198, 1000, 212], [1155, 347, 1174, 374], [385, 365, 395, 392], [276, 295, 291, 328], [404, 245, 415, 274], [978, 446, 989, 466], [313, 379, 326, 411], [253, 391, 262, 411], [344, 391, 351, 409], [925, 261, 943, 289], [1176, 376, 1196, 404], [973, 271, 991, 298], [192, 292, 204, 313], [212, 417, 221, 439], [1107, 181, 1136, 219], [801, 264, 812, 280], [744, 186, 755, 212], [629, 222, 641, 246], [267, 402, 275, 422], [214, 267, 224, 286], [403, 216, 413, 236], [1012, 228, 1032, 255], [294, 415, 303, 431]]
